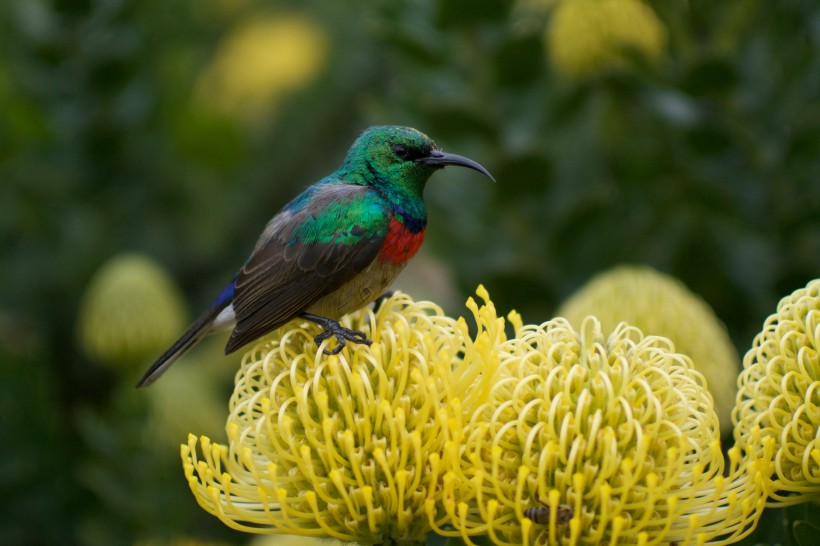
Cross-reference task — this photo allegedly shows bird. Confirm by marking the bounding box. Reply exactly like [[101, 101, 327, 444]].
[[136, 126, 493, 387]]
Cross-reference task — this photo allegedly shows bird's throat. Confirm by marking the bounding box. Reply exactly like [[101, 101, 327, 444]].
[[378, 217, 426, 265]]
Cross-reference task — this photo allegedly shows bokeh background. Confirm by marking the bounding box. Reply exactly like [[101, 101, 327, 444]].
[[1, 0, 818, 544]]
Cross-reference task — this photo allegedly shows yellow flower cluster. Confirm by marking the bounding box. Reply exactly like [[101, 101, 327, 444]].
[[183, 291, 500, 543], [558, 265, 741, 436], [196, 14, 327, 123], [435, 316, 769, 545], [547, 0, 666, 76], [183, 288, 776, 545], [77, 253, 186, 369], [734, 278, 820, 505]]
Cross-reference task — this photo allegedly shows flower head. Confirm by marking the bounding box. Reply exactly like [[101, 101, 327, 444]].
[[433, 317, 769, 545], [77, 253, 186, 369], [182, 289, 516, 543], [196, 13, 327, 123], [558, 265, 740, 435], [182, 287, 770, 544], [547, 0, 666, 77], [734, 278, 820, 505]]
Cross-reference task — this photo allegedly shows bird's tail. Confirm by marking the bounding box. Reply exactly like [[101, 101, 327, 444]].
[[135, 300, 229, 388]]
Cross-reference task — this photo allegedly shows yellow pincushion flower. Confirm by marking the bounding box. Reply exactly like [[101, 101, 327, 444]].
[[432, 317, 771, 546], [182, 289, 518, 543], [547, 0, 666, 77], [181, 287, 771, 544], [734, 278, 820, 505], [196, 13, 328, 123], [558, 265, 740, 436], [77, 253, 186, 369]]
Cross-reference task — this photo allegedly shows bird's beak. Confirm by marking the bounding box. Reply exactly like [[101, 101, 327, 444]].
[[416, 150, 495, 182]]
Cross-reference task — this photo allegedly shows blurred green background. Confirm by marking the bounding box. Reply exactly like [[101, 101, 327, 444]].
[[1, 0, 818, 544]]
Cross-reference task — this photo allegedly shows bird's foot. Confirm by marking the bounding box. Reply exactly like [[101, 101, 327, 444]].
[[300, 313, 372, 355], [315, 325, 371, 355]]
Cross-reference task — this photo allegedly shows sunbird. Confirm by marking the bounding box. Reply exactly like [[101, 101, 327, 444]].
[[136, 126, 493, 387]]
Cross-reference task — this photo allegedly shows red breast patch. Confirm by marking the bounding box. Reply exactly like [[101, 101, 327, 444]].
[[378, 217, 426, 265]]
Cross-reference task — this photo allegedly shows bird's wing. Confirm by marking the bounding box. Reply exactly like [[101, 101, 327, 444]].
[[225, 183, 389, 353]]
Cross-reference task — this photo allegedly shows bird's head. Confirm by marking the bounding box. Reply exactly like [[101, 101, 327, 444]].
[[341, 126, 493, 197]]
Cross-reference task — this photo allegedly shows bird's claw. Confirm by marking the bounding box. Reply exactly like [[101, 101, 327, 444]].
[[314, 322, 372, 355]]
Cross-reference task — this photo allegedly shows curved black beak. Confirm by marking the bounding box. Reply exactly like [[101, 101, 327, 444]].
[[416, 149, 495, 182]]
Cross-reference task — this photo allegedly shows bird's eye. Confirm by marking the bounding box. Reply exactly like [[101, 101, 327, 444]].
[[392, 144, 409, 159]]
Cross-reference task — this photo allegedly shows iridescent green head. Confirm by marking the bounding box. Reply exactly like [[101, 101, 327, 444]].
[[339, 126, 493, 198]]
